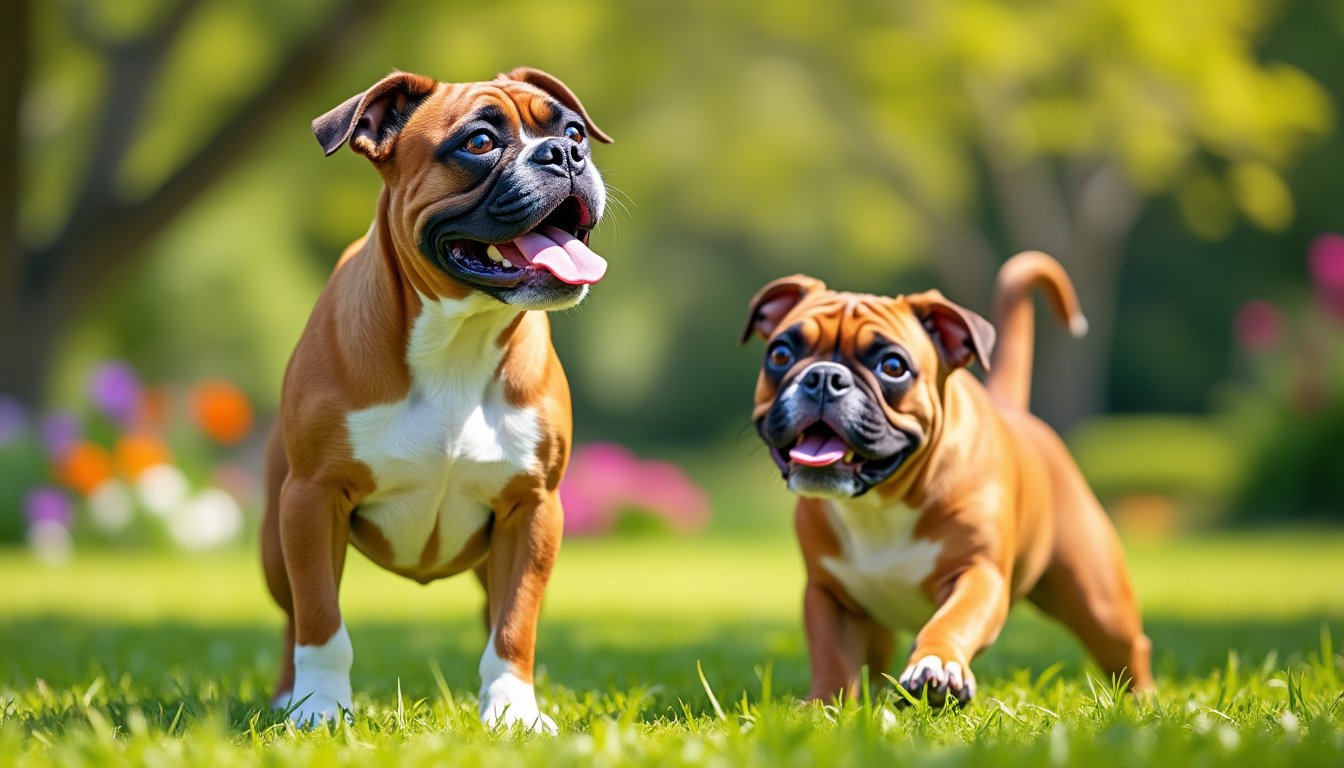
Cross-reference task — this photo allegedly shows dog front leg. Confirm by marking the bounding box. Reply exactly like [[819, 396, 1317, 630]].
[[900, 561, 1009, 707], [278, 479, 354, 726], [478, 490, 562, 733], [802, 581, 882, 701]]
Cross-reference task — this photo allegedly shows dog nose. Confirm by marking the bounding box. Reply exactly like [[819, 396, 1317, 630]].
[[567, 141, 588, 171], [799, 362, 853, 400], [529, 137, 585, 176]]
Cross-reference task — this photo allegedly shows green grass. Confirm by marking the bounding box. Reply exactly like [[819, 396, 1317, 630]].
[[2, 530, 1343, 766]]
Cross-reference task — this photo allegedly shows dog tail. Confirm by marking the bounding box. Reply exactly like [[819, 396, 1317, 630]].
[[985, 251, 1088, 411]]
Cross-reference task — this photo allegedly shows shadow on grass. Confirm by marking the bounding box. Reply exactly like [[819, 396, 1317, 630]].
[[4, 610, 1340, 724]]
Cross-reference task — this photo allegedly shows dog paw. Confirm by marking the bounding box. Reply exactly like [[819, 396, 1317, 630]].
[[280, 688, 354, 728], [283, 622, 354, 727], [897, 654, 976, 707], [479, 673, 557, 734]]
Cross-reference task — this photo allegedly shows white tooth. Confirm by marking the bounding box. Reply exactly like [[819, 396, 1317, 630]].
[[501, 259, 513, 268], [486, 245, 504, 263]]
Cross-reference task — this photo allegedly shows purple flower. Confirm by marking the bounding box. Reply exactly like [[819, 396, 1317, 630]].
[[89, 361, 141, 425], [1233, 300, 1283, 353], [24, 485, 74, 528], [40, 411, 80, 460], [0, 395, 26, 446]]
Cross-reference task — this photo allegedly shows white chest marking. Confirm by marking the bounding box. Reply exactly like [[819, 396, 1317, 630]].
[[820, 497, 943, 630], [346, 294, 542, 569]]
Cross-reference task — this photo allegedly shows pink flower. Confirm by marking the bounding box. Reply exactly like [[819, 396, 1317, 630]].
[[1233, 300, 1283, 353], [559, 443, 711, 536], [1309, 233, 1344, 319]]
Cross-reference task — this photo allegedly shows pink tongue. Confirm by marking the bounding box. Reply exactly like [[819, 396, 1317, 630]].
[[789, 434, 849, 467], [511, 226, 608, 285]]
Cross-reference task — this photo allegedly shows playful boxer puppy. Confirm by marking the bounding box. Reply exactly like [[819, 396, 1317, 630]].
[[743, 252, 1152, 706], [260, 67, 614, 731]]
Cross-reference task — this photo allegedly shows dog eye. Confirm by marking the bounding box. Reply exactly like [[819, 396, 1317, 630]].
[[463, 132, 496, 154], [767, 343, 794, 369], [564, 124, 585, 143], [877, 353, 910, 381]]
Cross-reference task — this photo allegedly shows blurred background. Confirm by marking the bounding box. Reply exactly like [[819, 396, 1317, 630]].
[[2, 0, 1343, 559]]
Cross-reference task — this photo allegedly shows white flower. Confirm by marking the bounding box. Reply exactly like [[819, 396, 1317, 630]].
[[137, 464, 189, 517], [167, 488, 243, 550]]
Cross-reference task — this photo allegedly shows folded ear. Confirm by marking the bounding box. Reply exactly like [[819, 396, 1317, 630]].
[[312, 71, 437, 160], [740, 275, 827, 344], [501, 67, 613, 144], [906, 290, 996, 371]]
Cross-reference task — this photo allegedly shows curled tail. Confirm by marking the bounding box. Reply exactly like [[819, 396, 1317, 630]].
[[985, 251, 1088, 411]]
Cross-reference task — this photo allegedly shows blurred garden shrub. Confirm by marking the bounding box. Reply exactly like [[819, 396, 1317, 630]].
[[1070, 415, 1237, 505], [1220, 234, 1344, 523], [1073, 234, 1344, 527], [0, 364, 257, 559]]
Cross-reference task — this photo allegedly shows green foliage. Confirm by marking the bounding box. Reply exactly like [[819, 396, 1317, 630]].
[[2, 533, 1343, 765], [1219, 312, 1344, 523], [1068, 414, 1238, 502], [19, 0, 1339, 449], [1232, 397, 1344, 522]]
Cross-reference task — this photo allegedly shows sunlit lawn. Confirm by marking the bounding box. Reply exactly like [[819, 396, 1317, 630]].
[[2, 530, 1342, 766]]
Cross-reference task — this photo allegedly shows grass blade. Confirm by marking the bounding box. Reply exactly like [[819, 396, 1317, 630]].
[[697, 661, 727, 722]]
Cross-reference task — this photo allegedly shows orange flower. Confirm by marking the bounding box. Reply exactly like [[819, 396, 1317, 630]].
[[57, 441, 113, 495], [138, 387, 171, 431], [116, 433, 171, 478], [191, 380, 253, 445]]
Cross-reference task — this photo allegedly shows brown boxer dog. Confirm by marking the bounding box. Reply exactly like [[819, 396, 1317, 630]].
[[260, 67, 613, 730], [742, 251, 1152, 706]]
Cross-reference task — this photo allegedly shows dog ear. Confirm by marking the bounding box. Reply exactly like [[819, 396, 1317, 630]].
[[312, 72, 437, 159], [740, 275, 827, 344], [907, 290, 996, 371], [501, 67, 613, 144]]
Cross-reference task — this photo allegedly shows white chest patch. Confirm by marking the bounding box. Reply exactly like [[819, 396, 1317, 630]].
[[820, 497, 943, 630], [346, 295, 542, 570]]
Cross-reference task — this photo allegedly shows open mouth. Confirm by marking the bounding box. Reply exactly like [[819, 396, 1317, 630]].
[[769, 422, 912, 480], [435, 197, 607, 289]]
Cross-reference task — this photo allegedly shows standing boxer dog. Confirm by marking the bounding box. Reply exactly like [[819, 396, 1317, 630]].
[[742, 251, 1152, 706], [260, 67, 613, 731]]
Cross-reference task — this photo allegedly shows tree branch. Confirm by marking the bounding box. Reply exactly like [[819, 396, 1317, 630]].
[[27, 0, 380, 294]]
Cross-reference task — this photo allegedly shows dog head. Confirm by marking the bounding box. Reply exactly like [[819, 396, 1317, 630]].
[[742, 276, 995, 498], [313, 67, 613, 310]]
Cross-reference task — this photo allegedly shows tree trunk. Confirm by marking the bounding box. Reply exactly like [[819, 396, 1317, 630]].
[[0, 0, 29, 400], [0, 0, 378, 408], [1032, 162, 1141, 432]]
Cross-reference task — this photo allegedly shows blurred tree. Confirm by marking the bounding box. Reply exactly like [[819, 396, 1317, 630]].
[[736, 0, 1332, 428], [5, 0, 1337, 453], [0, 0, 378, 407]]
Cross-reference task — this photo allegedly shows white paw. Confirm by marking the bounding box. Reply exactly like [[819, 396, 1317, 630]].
[[479, 672, 557, 734], [897, 654, 976, 707], [283, 687, 353, 728], [283, 622, 354, 727]]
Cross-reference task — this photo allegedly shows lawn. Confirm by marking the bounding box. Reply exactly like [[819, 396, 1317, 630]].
[[1, 530, 1342, 766]]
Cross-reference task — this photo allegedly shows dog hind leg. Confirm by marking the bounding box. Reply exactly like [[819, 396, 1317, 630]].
[[1028, 493, 1153, 691]]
